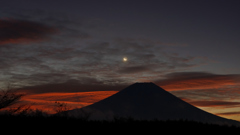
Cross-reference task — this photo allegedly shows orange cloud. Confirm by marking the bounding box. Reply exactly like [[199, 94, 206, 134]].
[[19, 91, 118, 114], [155, 72, 240, 91], [184, 99, 240, 107], [180, 98, 240, 121], [18, 79, 127, 94], [216, 112, 240, 122]]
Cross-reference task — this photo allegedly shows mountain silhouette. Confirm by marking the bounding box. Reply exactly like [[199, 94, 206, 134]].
[[68, 82, 240, 126]]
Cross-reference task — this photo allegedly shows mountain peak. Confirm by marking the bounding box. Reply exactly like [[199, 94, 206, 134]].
[[130, 82, 157, 89], [134, 82, 154, 84], [121, 82, 164, 92], [118, 82, 171, 98], [68, 82, 240, 126]]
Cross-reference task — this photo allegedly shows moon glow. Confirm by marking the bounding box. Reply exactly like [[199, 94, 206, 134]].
[[123, 57, 128, 62]]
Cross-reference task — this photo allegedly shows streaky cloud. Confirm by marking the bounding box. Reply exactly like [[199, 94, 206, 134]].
[[0, 19, 58, 45]]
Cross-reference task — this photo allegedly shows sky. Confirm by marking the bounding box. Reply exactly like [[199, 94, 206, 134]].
[[0, 0, 240, 121]]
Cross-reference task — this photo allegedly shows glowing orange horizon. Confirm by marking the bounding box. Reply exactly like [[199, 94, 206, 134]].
[[4, 79, 240, 122], [17, 91, 118, 114]]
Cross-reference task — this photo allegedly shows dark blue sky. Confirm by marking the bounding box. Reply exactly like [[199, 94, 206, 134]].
[[1, 0, 240, 120]]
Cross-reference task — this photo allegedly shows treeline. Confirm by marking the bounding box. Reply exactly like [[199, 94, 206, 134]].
[[1, 113, 239, 133]]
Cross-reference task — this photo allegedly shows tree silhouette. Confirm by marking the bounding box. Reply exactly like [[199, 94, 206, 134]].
[[0, 89, 23, 110], [54, 101, 69, 116]]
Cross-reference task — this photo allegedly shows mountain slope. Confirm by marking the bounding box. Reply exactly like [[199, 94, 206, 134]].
[[68, 82, 240, 126]]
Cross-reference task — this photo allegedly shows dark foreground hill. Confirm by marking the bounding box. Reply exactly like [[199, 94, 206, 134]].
[[68, 82, 240, 126], [1, 114, 240, 133]]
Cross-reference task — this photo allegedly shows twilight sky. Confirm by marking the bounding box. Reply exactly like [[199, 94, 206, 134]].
[[1, 0, 240, 121]]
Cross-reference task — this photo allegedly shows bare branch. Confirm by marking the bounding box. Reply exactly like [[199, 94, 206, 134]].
[[54, 101, 70, 117], [0, 88, 24, 110]]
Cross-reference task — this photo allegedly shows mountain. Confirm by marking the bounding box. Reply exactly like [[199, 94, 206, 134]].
[[68, 82, 240, 126]]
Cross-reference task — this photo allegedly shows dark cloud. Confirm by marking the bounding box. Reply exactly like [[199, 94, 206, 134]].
[[0, 19, 58, 45], [82, 39, 199, 71], [117, 65, 151, 74], [18, 79, 128, 94], [0, 36, 202, 89], [164, 72, 215, 79]]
